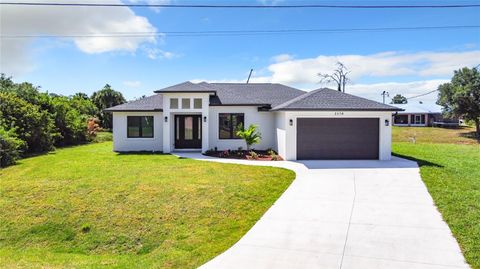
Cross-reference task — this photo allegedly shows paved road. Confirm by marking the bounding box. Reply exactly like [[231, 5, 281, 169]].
[[176, 153, 469, 269]]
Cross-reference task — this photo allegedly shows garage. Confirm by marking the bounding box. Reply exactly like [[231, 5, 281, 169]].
[[297, 118, 379, 160]]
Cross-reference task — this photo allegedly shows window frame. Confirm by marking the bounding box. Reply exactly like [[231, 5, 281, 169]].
[[127, 116, 154, 138], [181, 98, 191, 109], [218, 113, 245, 140], [193, 98, 202, 109], [170, 98, 178, 109]]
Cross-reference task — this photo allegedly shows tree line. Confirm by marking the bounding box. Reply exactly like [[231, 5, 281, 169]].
[[0, 74, 126, 167]]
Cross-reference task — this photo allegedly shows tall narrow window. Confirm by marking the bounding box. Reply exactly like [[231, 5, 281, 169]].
[[219, 113, 244, 139], [127, 116, 154, 138], [170, 98, 178, 109], [184, 116, 193, 140]]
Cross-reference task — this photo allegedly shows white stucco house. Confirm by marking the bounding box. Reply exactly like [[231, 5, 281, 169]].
[[105, 82, 401, 160]]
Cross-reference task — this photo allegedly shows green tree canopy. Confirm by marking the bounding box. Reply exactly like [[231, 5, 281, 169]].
[[437, 67, 480, 137], [391, 94, 408, 104], [0, 92, 56, 153], [91, 84, 126, 129]]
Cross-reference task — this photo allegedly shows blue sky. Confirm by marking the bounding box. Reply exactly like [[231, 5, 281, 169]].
[[1, 0, 480, 103]]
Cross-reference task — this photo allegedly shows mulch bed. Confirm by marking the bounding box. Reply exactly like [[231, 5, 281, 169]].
[[204, 150, 283, 161]]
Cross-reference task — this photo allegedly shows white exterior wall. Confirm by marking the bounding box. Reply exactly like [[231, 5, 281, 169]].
[[112, 111, 163, 152], [279, 111, 393, 161], [112, 107, 393, 161], [275, 111, 287, 158], [208, 106, 276, 151], [162, 92, 210, 153]]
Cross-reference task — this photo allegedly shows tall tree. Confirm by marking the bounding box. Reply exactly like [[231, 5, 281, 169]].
[[391, 94, 408, 104], [91, 84, 126, 129], [437, 67, 480, 137], [0, 73, 15, 90], [318, 62, 351, 92]]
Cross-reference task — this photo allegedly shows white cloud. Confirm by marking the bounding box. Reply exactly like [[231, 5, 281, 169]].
[[271, 54, 294, 63], [266, 50, 480, 85], [190, 78, 447, 104], [0, 0, 158, 75], [127, 0, 170, 13], [123, 80, 142, 88], [144, 47, 178, 59], [347, 80, 448, 103]]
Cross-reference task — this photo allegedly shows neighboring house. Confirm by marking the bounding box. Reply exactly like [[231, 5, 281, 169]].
[[105, 82, 401, 161], [392, 102, 457, 127]]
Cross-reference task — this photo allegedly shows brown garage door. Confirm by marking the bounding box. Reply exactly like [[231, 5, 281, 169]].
[[297, 118, 379, 160]]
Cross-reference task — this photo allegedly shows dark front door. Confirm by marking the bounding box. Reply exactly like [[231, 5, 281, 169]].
[[175, 115, 202, 149], [297, 118, 379, 160]]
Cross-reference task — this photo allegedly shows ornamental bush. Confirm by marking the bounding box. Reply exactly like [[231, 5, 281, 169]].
[[0, 124, 25, 167], [0, 92, 56, 153]]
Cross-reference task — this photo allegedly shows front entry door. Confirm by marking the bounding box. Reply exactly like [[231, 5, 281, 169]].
[[175, 115, 202, 149]]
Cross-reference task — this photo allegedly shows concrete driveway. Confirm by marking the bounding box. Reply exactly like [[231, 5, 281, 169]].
[[175, 153, 469, 269]]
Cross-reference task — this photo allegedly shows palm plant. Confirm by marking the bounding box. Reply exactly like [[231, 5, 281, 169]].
[[235, 123, 261, 151]]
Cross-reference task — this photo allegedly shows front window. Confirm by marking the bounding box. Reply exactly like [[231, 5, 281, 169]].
[[411, 114, 426, 124], [219, 113, 244, 139], [394, 115, 409, 124], [170, 98, 178, 109], [127, 116, 154, 138], [194, 98, 202, 109], [182, 98, 190, 109]]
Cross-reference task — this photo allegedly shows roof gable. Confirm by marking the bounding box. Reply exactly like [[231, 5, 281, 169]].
[[104, 94, 163, 112], [154, 81, 216, 93], [272, 88, 402, 111], [208, 83, 306, 107]]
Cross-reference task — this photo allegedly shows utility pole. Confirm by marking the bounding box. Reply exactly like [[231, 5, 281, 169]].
[[246, 69, 253, 84], [381, 91, 389, 104]]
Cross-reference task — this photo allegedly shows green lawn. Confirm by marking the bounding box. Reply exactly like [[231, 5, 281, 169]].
[[0, 142, 295, 269], [392, 127, 480, 269], [393, 126, 478, 145]]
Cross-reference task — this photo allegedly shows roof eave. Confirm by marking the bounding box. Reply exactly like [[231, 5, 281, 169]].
[[209, 103, 271, 107], [271, 108, 404, 112], [153, 90, 216, 94], [103, 109, 164, 113]]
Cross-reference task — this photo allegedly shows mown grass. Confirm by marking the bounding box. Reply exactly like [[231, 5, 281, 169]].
[[393, 142, 480, 269], [0, 142, 295, 268], [392, 126, 478, 145], [92, 131, 113, 143]]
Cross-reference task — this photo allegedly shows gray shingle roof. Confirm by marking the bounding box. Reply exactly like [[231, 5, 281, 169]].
[[105, 83, 402, 112], [154, 81, 216, 93], [104, 94, 163, 111], [207, 83, 306, 107], [272, 88, 402, 111], [154, 82, 306, 107]]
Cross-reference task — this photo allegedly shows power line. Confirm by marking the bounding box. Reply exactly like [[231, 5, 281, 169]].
[[1, 2, 480, 8], [407, 89, 438, 100], [2, 25, 479, 38]]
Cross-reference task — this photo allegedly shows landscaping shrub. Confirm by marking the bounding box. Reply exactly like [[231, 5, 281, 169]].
[[0, 92, 56, 153], [0, 125, 25, 167], [249, 151, 259, 160], [50, 97, 89, 146], [236, 123, 262, 150], [0, 74, 115, 167]]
